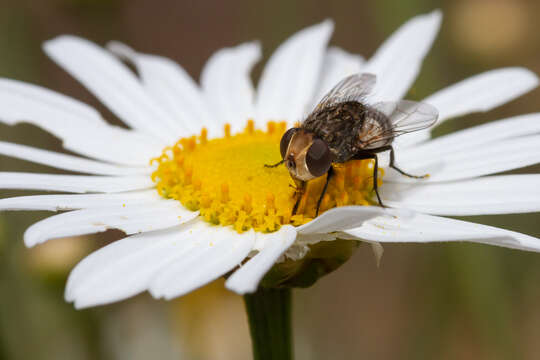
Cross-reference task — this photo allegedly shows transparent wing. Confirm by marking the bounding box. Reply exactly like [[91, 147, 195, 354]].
[[315, 73, 376, 110], [361, 100, 438, 149]]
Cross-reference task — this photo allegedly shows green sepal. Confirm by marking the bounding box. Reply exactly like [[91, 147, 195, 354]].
[[260, 239, 360, 289]]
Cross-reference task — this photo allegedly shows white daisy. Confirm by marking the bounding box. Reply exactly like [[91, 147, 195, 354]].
[[1, 10, 539, 309]]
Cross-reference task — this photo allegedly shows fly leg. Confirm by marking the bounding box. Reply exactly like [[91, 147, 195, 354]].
[[292, 179, 306, 215], [264, 159, 284, 168], [315, 166, 334, 217], [352, 152, 385, 208], [388, 146, 428, 179], [370, 154, 385, 207]]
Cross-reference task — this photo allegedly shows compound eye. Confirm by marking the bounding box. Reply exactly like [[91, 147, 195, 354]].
[[280, 128, 297, 159], [306, 138, 333, 177]]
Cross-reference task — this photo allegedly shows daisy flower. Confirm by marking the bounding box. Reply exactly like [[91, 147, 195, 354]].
[[0, 9, 539, 311]]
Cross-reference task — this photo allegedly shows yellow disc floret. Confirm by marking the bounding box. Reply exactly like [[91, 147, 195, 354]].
[[151, 120, 382, 233]]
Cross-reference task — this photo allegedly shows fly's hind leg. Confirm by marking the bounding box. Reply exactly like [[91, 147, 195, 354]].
[[352, 152, 385, 208], [370, 154, 385, 207], [389, 146, 428, 179]]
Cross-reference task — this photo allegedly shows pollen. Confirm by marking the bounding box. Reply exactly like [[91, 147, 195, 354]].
[[151, 121, 381, 233]]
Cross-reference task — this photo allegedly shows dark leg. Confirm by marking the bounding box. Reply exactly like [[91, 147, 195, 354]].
[[352, 152, 385, 207], [389, 146, 428, 179], [315, 166, 334, 217], [291, 180, 306, 215], [264, 159, 284, 168], [371, 154, 385, 207]]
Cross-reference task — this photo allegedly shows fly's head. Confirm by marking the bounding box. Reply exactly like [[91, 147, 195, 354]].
[[280, 128, 334, 181]]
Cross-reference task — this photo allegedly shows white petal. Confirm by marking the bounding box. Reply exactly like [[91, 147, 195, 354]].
[[23, 200, 197, 247], [61, 126, 163, 166], [0, 190, 160, 211], [344, 213, 540, 252], [0, 141, 150, 176], [389, 134, 540, 182], [107, 41, 216, 136], [311, 47, 365, 108], [401, 68, 539, 146], [225, 225, 296, 294], [43, 36, 181, 142], [67, 223, 204, 308], [363, 10, 442, 101], [201, 42, 261, 134], [297, 205, 411, 234], [150, 226, 255, 300], [256, 20, 333, 127], [1, 82, 163, 164], [0, 78, 105, 127], [382, 174, 540, 215], [398, 113, 540, 166], [0, 172, 154, 193], [427, 68, 538, 124], [0, 79, 159, 165]]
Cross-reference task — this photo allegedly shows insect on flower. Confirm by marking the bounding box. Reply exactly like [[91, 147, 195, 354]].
[[266, 73, 439, 216]]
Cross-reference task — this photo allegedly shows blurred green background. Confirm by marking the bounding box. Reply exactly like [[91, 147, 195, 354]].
[[1, 0, 540, 359]]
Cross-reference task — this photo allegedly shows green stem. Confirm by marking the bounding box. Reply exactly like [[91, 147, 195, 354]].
[[243, 288, 293, 360]]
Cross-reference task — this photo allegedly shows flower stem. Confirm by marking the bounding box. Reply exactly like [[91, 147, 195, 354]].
[[243, 288, 293, 360]]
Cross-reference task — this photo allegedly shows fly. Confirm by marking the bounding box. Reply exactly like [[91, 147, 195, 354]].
[[266, 73, 438, 216]]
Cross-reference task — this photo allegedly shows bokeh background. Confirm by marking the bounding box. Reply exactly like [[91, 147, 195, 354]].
[[1, 0, 539, 359]]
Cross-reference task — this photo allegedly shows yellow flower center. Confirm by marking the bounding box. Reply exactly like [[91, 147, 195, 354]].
[[151, 120, 382, 233]]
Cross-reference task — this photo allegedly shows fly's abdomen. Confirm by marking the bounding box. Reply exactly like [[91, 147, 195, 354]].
[[354, 107, 394, 150]]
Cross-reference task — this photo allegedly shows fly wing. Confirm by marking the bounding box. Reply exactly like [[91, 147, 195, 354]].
[[314, 73, 376, 110], [360, 100, 438, 149]]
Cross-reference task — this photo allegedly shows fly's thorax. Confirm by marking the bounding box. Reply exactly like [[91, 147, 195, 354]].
[[303, 101, 368, 163]]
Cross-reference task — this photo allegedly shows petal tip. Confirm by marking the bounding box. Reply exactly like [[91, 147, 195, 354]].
[[518, 67, 540, 88], [106, 40, 136, 60], [64, 293, 75, 303], [317, 19, 335, 37], [148, 286, 163, 300], [322, 18, 335, 30], [238, 40, 263, 62], [23, 231, 38, 248], [245, 40, 262, 52], [224, 280, 256, 295], [73, 298, 94, 310], [42, 35, 80, 53], [23, 241, 36, 248], [429, 9, 443, 21], [303, 18, 334, 38], [415, 9, 443, 33]]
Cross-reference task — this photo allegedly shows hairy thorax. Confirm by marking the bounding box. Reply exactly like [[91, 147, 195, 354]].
[[302, 101, 393, 162]]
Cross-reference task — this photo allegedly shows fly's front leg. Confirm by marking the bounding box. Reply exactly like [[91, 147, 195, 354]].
[[315, 166, 334, 217], [292, 179, 306, 215], [388, 146, 428, 179], [264, 159, 284, 168]]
